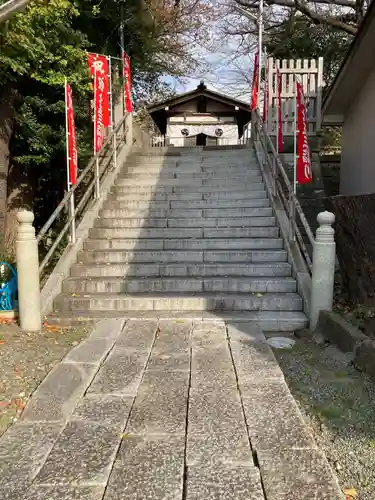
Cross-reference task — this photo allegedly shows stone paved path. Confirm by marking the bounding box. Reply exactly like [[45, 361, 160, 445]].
[[1, 319, 344, 499]]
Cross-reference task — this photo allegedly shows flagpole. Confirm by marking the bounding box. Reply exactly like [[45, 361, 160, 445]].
[[94, 65, 100, 199], [258, 0, 263, 111], [120, 2, 127, 129], [289, 77, 297, 242], [276, 63, 279, 153], [264, 48, 267, 131], [293, 78, 297, 196], [65, 78, 76, 244], [108, 55, 117, 170]]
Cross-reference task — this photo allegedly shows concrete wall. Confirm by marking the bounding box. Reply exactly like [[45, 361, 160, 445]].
[[341, 66, 375, 195]]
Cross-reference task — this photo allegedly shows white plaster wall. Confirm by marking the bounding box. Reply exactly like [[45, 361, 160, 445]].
[[341, 67, 375, 195]]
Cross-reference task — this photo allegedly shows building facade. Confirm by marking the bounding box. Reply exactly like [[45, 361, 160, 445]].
[[323, 2, 375, 196], [147, 82, 251, 147]]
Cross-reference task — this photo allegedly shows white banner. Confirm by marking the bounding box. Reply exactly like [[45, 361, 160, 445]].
[[167, 123, 238, 139]]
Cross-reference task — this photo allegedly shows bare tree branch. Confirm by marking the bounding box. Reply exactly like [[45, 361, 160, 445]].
[[235, 0, 361, 34]]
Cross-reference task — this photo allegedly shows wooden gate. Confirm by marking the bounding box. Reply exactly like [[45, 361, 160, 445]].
[[266, 57, 324, 136]]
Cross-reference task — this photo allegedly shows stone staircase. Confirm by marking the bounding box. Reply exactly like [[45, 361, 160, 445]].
[[51, 146, 308, 331]]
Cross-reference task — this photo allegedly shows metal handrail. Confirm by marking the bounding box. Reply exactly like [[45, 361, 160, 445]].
[[37, 114, 127, 244], [37, 113, 128, 275], [250, 109, 314, 274]]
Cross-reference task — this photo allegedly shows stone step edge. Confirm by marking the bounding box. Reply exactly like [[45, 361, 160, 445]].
[[64, 276, 296, 283], [45, 310, 308, 331]]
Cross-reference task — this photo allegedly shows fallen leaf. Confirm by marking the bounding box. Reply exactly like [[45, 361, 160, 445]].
[[0, 317, 16, 324], [42, 322, 61, 333], [14, 399, 25, 410], [119, 433, 131, 439], [343, 488, 358, 498], [0, 339, 5, 345], [0, 401, 11, 407], [256, 293, 264, 297]]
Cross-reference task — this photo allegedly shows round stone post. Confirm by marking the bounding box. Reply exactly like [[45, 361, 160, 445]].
[[16, 210, 42, 331], [309, 211, 336, 330]]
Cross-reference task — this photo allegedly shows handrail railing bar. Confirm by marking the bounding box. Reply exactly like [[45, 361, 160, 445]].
[[39, 176, 96, 274], [294, 223, 313, 271], [254, 109, 315, 246], [37, 114, 127, 243], [276, 180, 313, 273], [38, 127, 127, 273]]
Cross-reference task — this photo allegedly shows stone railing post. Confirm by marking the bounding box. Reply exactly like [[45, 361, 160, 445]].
[[310, 211, 336, 330], [16, 210, 42, 331]]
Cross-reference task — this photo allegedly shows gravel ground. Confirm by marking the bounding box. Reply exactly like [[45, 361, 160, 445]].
[[0, 318, 89, 436], [273, 335, 375, 500]]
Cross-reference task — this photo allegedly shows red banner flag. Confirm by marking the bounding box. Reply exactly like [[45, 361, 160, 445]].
[[276, 68, 283, 153], [65, 82, 78, 185], [263, 58, 268, 122], [123, 52, 133, 113], [88, 53, 110, 133], [296, 80, 313, 184], [250, 52, 259, 111]]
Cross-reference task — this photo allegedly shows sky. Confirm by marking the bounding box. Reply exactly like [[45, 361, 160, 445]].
[[161, 8, 257, 105]]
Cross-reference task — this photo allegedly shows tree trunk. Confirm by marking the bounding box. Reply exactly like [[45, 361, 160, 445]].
[[5, 160, 35, 259], [0, 86, 16, 254], [325, 194, 375, 304]]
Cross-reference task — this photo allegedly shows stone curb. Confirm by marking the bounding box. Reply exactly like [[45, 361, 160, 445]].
[[316, 310, 375, 378]]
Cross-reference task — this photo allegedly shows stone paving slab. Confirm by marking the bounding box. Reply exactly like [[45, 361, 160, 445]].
[[71, 394, 133, 428], [23, 485, 105, 500], [191, 323, 237, 390], [34, 421, 121, 485], [242, 381, 317, 453], [64, 337, 116, 365], [154, 319, 192, 352], [146, 319, 191, 371], [230, 339, 286, 392], [127, 370, 189, 435], [21, 362, 98, 423], [227, 322, 266, 344], [88, 318, 125, 340], [257, 448, 345, 499], [187, 388, 252, 466], [104, 434, 185, 500], [0, 318, 344, 500], [0, 422, 63, 500], [116, 319, 157, 349], [87, 348, 148, 395], [185, 465, 265, 500]]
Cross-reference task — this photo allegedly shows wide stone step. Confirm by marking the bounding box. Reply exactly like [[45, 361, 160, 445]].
[[116, 172, 262, 183], [106, 190, 268, 204], [77, 249, 288, 264], [46, 310, 308, 331], [111, 183, 265, 194], [170, 198, 269, 208], [114, 177, 264, 188], [71, 262, 292, 278], [103, 197, 270, 211], [62, 277, 297, 294], [93, 216, 277, 229], [124, 165, 260, 175], [88, 227, 280, 239], [83, 237, 284, 251], [54, 292, 303, 312], [99, 207, 273, 219]]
